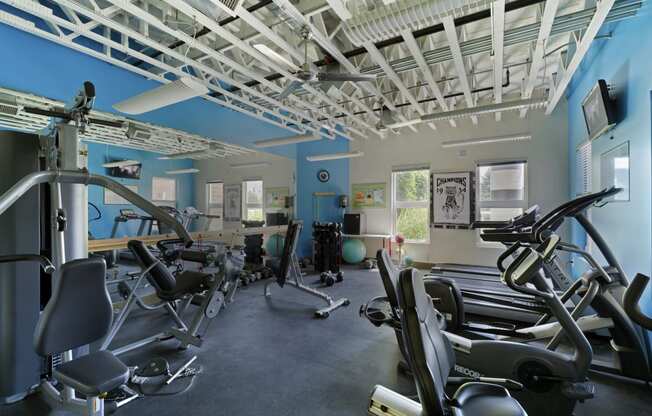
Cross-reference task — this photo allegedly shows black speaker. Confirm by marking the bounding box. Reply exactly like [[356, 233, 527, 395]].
[[266, 212, 289, 226], [343, 213, 363, 235]]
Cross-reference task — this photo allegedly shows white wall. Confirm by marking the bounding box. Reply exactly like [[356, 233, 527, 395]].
[[349, 104, 569, 265], [193, 152, 295, 230]]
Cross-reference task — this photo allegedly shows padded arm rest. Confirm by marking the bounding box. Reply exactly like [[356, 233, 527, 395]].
[[448, 377, 523, 391]]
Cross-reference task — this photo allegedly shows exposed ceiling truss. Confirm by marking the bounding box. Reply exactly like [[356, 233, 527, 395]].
[[0, 0, 643, 143], [0, 86, 255, 159]]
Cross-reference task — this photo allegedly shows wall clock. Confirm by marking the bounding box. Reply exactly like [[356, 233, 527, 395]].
[[317, 169, 330, 183]]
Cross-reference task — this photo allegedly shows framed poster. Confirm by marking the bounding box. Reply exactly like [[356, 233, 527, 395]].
[[104, 185, 138, 205], [432, 172, 471, 225], [224, 184, 242, 222], [600, 141, 629, 201], [351, 182, 387, 208], [265, 187, 289, 209]]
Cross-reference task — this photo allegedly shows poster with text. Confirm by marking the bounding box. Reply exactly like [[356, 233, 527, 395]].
[[265, 187, 289, 209], [433, 172, 471, 225], [351, 182, 387, 208], [224, 184, 242, 222]]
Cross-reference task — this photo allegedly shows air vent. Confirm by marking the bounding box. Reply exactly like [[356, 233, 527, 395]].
[[212, 0, 245, 16], [0, 93, 18, 115]]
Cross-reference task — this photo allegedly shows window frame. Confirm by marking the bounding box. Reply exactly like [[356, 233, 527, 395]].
[[242, 179, 264, 221], [152, 176, 177, 204], [391, 167, 431, 244], [205, 180, 224, 231], [475, 160, 528, 248]]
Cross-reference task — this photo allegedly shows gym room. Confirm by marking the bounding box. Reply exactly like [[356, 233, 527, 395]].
[[0, 0, 650, 415]]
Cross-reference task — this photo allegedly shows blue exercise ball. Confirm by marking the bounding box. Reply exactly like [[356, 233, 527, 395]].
[[404, 256, 414, 267], [343, 239, 366, 264], [265, 234, 285, 257]]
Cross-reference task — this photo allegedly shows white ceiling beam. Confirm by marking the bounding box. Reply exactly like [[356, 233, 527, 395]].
[[3, 0, 324, 139], [271, 0, 417, 132], [99, 0, 353, 139], [184, 1, 374, 136], [325, 0, 351, 20], [546, 0, 616, 114], [492, 0, 505, 121], [64, 5, 121, 40], [401, 30, 456, 128], [442, 16, 478, 125], [520, 0, 559, 118], [364, 42, 436, 130]]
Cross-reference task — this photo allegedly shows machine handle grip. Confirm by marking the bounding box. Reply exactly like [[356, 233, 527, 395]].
[[497, 242, 522, 272], [624, 274, 652, 330], [0, 254, 55, 274]]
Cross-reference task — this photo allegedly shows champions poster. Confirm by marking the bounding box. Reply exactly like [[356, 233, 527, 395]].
[[432, 172, 471, 225]]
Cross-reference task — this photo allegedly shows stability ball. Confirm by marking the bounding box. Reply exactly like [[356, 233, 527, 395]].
[[265, 234, 285, 257], [343, 239, 366, 264], [404, 256, 414, 267]]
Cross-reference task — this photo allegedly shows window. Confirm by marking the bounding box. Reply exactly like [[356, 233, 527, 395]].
[[206, 181, 224, 231], [392, 168, 430, 243], [476, 161, 528, 247], [152, 177, 176, 203], [243, 180, 263, 221]]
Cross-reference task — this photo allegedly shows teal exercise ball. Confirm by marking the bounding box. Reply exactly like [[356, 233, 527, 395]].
[[343, 239, 366, 264], [404, 256, 414, 267], [265, 234, 285, 257]]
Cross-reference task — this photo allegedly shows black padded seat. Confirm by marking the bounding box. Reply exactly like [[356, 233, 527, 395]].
[[397, 268, 526, 416], [53, 350, 129, 396], [161, 270, 211, 299], [452, 383, 526, 416], [127, 240, 211, 301]]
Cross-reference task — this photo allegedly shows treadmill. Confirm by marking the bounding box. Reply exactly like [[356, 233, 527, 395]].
[[429, 206, 553, 323]]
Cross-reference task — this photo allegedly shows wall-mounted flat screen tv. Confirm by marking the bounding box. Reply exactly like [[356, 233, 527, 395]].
[[108, 163, 142, 179], [581, 79, 616, 141]]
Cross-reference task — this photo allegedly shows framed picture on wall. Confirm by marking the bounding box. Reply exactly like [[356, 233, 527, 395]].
[[104, 185, 138, 205], [600, 141, 630, 201], [351, 182, 387, 208], [432, 172, 472, 225], [224, 184, 242, 222], [265, 187, 289, 210]]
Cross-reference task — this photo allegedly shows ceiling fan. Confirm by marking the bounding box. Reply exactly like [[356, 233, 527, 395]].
[[255, 27, 377, 100]]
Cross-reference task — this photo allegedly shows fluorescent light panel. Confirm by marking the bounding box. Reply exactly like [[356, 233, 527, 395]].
[[230, 162, 271, 169], [254, 133, 320, 148], [306, 151, 364, 162], [441, 134, 532, 148], [166, 168, 200, 174], [253, 44, 300, 71], [113, 77, 209, 115], [102, 159, 140, 168]]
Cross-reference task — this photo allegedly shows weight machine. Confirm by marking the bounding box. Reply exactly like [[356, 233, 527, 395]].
[[0, 82, 193, 415]]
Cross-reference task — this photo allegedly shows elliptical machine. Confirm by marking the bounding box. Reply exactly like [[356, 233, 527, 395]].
[[363, 235, 595, 416]]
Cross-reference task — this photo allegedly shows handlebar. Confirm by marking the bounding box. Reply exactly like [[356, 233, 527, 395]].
[[0, 254, 55, 274], [624, 274, 652, 330], [497, 242, 522, 273], [501, 235, 560, 296]]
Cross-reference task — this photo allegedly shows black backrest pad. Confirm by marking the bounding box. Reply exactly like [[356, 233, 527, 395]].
[[278, 221, 302, 284], [398, 268, 455, 415], [377, 249, 400, 310], [128, 240, 176, 292], [34, 257, 112, 356]]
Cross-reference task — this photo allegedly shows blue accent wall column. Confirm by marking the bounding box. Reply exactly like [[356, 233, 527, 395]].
[[566, 15, 652, 344], [295, 138, 350, 257]]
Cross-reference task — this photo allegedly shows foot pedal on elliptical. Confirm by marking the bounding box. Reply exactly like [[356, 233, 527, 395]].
[[561, 381, 595, 401]]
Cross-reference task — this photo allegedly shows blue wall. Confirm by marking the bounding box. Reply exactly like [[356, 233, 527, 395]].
[[0, 20, 295, 159], [567, 12, 652, 341], [87, 143, 194, 238], [296, 138, 350, 256]]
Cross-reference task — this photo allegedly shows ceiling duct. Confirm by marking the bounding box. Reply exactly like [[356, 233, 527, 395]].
[[343, 0, 495, 45], [0, 93, 19, 115]]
